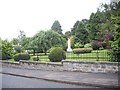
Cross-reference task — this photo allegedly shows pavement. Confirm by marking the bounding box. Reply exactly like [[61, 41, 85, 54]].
[[1, 66, 119, 88]]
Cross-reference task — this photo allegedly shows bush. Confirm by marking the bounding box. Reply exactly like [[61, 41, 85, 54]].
[[74, 43, 84, 48], [109, 50, 120, 62], [48, 47, 66, 62], [32, 56, 39, 61], [73, 48, 92, 54], [0, 52, 12, 60], [0, 52, 7, 60], [102, 42, 107, 49], [84, 43, 91, 48], [91, 41, 102, 50], [14, 53, 30, 61]]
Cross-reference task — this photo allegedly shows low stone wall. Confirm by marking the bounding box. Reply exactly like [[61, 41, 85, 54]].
[[62, 60, 119, 73], [1, 60, 119, 73]]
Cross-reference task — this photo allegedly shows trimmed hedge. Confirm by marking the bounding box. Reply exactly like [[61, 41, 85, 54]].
[[48, 47, 66, 62], [32, 56, 39, 61], [14, 53, 30, 61], [73, 48, 92, 54]]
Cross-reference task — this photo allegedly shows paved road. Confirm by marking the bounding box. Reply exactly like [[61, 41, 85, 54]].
[[2, 74, 95, 88], [2, 67, 119, 88]]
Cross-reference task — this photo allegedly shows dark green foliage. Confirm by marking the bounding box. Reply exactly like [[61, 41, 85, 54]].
[[71, 20, 89, 45], [14, 53, 30, 61], [29, 30, 66, 55], [109, 50, 120, 62], [32, 56, 39, 61], [1, 40, 13, 59], [48, 47, 66, 62], [14, 45, 22, 53], [73, 48, 92, 54], [51, 20, 63, 35], [74, 43, 84, 48], [0, 52, 7, 60]]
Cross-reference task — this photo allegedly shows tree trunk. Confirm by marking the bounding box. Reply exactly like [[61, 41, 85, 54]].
[[33, 49, 35, 56]]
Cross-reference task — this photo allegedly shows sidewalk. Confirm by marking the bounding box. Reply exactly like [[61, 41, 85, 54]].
[[1, 67, 119, 88]]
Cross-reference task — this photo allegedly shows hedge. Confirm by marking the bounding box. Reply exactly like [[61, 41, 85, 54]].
[[73, 48, 92, 54], [14, 53, 30, 61]]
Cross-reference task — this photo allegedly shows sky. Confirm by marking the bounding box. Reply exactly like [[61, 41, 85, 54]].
[[0, 0, 110, 41]]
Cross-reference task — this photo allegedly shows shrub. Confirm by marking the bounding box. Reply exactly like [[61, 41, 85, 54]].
[[73, 48, 92, 54], [32, 56, 39, 61], [47, 47, 55, 53], [102, 42, 107, 49], [91, 41, 102, 50], [14, 53, 30, 61], [109, 50, 120, 62], [48, 47, 66, 62], [0, 52, 12, 60], [0, 52, 7, 60], [74, 43, 84, 48], [84, 43, 91, 48]]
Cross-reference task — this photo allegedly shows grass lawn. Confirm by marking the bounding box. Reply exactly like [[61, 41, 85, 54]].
[[4, 49, 110, 63], [66, 50, 110, 61]]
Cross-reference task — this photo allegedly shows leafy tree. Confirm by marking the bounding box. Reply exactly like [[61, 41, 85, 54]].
[[74, 21, 88, 45], [14, 45, 22, 53], [71, 21, 80, 35], [0, 40, 13, 59], [71, 20, 89, 45], [64, 31, 71, 39], [70, 36, 74, 48], [21, 37, 31, 50], [11, 38, 19, 45], [51, 20, 63, 35], [109, 1, 120, 62], [29, 30, 66, 55], [18, 30, 26, 46]]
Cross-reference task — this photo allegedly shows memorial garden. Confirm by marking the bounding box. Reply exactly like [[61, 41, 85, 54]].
[[0, 1, 120, 63]]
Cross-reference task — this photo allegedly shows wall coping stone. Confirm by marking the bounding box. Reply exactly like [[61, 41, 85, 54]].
[[62, 60, 118, 65]]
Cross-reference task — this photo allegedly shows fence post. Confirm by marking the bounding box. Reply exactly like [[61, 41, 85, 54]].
[[96, 50, 99, 61]]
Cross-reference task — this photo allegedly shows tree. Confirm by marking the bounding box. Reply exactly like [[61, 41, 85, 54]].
[[71, 20, 88, 45], [0, 40, 13, 59], [71, 21, 80, 35], [11, 38, 19, 45], [21, 37, 31, 50], [29, 30, 66, 55], [109, 1, 120, 62], [51, 20, 63, 35], [64, 31, 71, 39], [18, 30, 26, 46]]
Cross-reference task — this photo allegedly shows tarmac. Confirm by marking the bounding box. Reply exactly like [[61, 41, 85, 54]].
[[1, 66, 119, 88]]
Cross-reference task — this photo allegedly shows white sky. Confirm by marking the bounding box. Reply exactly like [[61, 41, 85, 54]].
[[0, 0, 110, 41]]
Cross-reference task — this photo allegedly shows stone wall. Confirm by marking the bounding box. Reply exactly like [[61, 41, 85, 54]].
[[1, 60, 119, 73]]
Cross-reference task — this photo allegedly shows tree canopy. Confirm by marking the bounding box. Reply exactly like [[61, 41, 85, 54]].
[[51, 20, 63, 35]]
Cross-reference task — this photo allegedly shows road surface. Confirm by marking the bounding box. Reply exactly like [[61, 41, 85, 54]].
[[2, 74, 95, 88]]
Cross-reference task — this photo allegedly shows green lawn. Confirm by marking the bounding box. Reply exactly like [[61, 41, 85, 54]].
[[66, 50, 110, 61], [4, 49, 110, 62]]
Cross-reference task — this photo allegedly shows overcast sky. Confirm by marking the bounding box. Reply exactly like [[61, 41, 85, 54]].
[[0, 0, 110, 40]]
